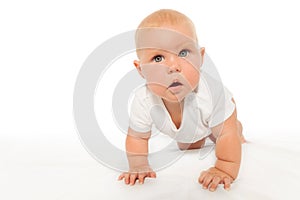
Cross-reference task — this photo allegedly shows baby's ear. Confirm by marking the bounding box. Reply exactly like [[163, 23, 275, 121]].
[[133, 60, 145, 78], [199, 47, 205, 57], [199, 47, 205, 67]]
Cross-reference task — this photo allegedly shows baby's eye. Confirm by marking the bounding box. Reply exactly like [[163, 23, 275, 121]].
[[178, 49, 189, 57], [152, 55, 164, 62]]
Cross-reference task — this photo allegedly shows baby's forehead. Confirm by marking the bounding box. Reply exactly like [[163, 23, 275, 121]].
[[135, 27, 198, 53]]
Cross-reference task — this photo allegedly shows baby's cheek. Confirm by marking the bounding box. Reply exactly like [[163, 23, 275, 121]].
[[146, 83, 165, 96], [186, 68, 200, 89], [142, 64, 168, 85]]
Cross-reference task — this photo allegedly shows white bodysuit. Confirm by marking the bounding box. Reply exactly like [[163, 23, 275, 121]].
[[129, 73, 236, 143]]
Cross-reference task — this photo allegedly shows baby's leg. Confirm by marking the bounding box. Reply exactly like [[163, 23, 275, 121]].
[[231, 98, 246, 143], [237, 120, 246, 143], [177, 138, 206, 151]]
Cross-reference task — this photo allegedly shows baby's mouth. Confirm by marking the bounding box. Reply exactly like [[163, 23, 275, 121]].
[[168, 81, 183, 88]]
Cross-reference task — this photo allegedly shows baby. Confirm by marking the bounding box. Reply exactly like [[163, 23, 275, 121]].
[[118, 9, 245, 192]]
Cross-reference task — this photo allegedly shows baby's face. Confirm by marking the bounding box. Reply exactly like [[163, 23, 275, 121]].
[[135, 24, 205, 102]]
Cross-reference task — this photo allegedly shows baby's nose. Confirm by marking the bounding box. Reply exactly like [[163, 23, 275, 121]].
[[167, 56, 181, 73]]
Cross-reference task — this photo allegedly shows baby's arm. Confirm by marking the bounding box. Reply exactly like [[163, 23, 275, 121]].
[[198, 108, 242, 191], [118, 127, 156, 185]]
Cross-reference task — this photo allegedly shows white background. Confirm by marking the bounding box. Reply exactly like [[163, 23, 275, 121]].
[[0, 0, 300, 198], [1, 0, 300, 139]]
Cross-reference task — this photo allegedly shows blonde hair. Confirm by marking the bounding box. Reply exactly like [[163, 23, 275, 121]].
[[135, 9, 198, 56], [138, 9, 195, 28]]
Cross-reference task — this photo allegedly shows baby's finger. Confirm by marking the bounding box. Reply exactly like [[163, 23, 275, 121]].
[[138, 173, 147, 184], [129, 174, 138, 185], [223, 177, 231, 191], [209, 176, 221, 192], [124, 173, 130, 185], [149, 171, 156, 178], [202, 173, 214, 189], [198, 171, 208, 184], [118, 173, 125, 181]]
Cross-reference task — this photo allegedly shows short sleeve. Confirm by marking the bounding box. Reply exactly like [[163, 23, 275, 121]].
[[208, 86, 236, 128], [128, 92, 152, 133]]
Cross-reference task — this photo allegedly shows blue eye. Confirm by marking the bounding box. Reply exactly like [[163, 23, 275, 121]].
[[153, 55, 164, 62], [179, 49, 189, 57]]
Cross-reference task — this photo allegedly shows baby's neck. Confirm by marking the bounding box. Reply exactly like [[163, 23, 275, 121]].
[[162, 99, 184, 113], [162, 98, 184, 129]]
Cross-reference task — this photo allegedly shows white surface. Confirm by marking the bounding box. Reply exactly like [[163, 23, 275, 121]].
[[1, 133, 299, 200], [1, 0, 300, 199]]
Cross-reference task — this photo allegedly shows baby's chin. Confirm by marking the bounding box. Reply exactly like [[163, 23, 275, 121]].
[[146, 84, 190, 102], [160, 90, 187, 103]]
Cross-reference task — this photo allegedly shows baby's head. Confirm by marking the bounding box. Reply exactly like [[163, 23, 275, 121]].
[[134, 9, 205, 102]]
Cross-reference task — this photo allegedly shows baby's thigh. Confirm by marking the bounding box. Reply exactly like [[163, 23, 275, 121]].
[[177, 138, 206, 150]]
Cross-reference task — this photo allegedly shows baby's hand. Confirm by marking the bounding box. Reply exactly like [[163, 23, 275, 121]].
[[198, 167, 233, 192], [118, 166, 156, 185]]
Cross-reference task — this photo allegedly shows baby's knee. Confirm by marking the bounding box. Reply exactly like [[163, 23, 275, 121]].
[[237, 120, 243, 133], [236, 120, 246, 143], [177, 139, 206, 150]]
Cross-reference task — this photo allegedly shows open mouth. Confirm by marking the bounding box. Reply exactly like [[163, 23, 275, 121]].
[[168, 81, 183, 88]]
